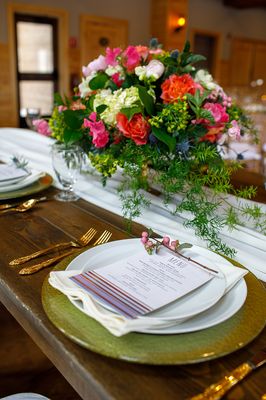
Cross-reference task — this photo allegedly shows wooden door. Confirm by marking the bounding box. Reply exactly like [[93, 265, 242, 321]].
[[80, 15, 128, 67]]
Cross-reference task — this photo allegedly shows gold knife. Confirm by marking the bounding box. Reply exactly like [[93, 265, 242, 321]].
[[190, 348, 266, 400]]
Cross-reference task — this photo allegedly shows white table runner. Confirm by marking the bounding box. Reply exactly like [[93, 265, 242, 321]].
[[0, 127, 265, 281]]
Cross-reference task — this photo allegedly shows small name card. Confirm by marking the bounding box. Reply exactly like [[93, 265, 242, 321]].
[[70, 252, 214, 319]]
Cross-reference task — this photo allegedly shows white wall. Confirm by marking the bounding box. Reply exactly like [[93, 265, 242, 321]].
[[188, 0, 266, 59]]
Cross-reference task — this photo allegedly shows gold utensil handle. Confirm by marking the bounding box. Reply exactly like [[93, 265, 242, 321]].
[[0, 207, 18, 214], [19, 249, 78, 275], [10, 241, 73, 265], [190, 362, 253, 400]]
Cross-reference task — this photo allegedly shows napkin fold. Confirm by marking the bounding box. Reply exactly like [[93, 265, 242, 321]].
[[0, 170, 45, 192], [48, 255, 248, 337]]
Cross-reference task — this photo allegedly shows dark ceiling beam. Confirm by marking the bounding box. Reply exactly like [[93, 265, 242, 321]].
[[223, 0, 266, 8]]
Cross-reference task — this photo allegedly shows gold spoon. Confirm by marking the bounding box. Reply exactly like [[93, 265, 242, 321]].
[[0, 199, 37, 214], [0, 196, 47, 210]]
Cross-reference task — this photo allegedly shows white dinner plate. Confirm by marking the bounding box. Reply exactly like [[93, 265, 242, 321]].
[[141, 278, 247, 334], [0, 171, 45, 193], [67, 239, 226, 322]]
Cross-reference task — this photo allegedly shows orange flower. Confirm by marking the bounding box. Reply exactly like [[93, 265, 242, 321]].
[[161, 74, 197, 103]]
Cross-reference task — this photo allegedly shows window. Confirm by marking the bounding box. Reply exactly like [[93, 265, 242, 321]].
[[15, 14, 58, 126]]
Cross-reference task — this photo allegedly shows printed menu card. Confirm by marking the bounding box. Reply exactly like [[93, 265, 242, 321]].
[[70, 252, 214, 319]]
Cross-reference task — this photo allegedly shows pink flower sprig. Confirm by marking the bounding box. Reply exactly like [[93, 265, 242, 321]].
[[141, 231, 192, 255]]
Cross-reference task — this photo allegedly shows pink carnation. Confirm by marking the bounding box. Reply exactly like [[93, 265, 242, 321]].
[[122, 46, 141, 72], [32, 119, 52, 136], [105, 47, 122, 66], [84, 112, 109, 148]]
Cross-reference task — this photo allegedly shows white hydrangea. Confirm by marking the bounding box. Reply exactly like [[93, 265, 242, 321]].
[[94, 87, 140, 126]]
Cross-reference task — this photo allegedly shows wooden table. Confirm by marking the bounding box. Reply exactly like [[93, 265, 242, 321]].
[[0, 187, 265, 400]]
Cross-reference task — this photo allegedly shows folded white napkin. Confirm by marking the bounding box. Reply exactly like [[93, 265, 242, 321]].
[[0, 170, 45, 192], [48, 253, 248, 337]]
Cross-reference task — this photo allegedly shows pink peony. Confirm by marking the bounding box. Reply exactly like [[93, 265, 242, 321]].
[[105, 47, 122, 66], [84, 112, 109, 148], [122, 46, 141, 72], [32, 119, 52, 136], [228, 120, 241, 140]]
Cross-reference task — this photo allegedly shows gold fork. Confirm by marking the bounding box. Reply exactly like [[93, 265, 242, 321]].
[[19, 230, 112, 275], [10, 228, 97, 266]]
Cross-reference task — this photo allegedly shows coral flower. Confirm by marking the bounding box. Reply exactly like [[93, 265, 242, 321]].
[[161, 74, 197, 103], [116, 113, 150, 145]]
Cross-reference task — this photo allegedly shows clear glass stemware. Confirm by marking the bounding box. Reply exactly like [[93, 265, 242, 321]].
[[25, 108, 41, 130], [51, 142, 83, 202]]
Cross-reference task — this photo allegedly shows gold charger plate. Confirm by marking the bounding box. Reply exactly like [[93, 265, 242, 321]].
[[42, 254, 266, 365], [0, 173, 53, 200]]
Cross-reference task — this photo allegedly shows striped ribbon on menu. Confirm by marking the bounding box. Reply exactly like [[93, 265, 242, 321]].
[[69, 252, 214, 319]]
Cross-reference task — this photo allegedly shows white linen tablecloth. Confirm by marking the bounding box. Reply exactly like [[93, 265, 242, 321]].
[[0, 128, 265, 281]]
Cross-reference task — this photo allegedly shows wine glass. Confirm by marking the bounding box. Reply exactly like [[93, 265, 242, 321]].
[[25, 108, 41, 130], [51, 142, 83, 202]]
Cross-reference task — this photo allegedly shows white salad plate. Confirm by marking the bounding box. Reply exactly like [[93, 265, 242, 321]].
[[0, 164, 30, 187]]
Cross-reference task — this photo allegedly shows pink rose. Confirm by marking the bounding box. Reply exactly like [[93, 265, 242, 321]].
[[122, 46, 141, 72], [32, 119, 52, 136], [84, 112, 109, 148], [228, 120, 241, 140]]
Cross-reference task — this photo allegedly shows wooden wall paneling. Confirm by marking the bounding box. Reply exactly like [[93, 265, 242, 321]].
[[218, 60, 230, 87], [151, 0, 188, 51], [151, 0, 168, 46], [253, 42, 266, 90], [229, 38, 254, 86], [7, 3, 69, 127], [166, 0, 188, 51], [0, 43, 14, 127], [80, 15, 128, 67]]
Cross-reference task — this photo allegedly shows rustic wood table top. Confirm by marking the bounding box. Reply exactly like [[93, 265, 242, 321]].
[[0, 186, 265, 400]]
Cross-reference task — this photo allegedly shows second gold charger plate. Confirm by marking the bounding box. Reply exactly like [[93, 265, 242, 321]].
[[0, 173, 53, 200], [42, 253, 266, 365]]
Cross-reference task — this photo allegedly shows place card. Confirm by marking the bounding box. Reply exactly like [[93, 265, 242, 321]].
[[0, 164, 28, 182], [70, 252, 214, 319]]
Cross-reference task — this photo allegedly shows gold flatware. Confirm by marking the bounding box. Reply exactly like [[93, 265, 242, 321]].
[[190, 348, 266, 400], [0, 199, 37, 214], [19, 229, 112, 275], [0, 196, 47, 210], [10, 228, 97, 266]]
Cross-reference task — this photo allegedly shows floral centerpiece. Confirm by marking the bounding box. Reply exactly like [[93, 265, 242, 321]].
[[37, 39, 265, 257]]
